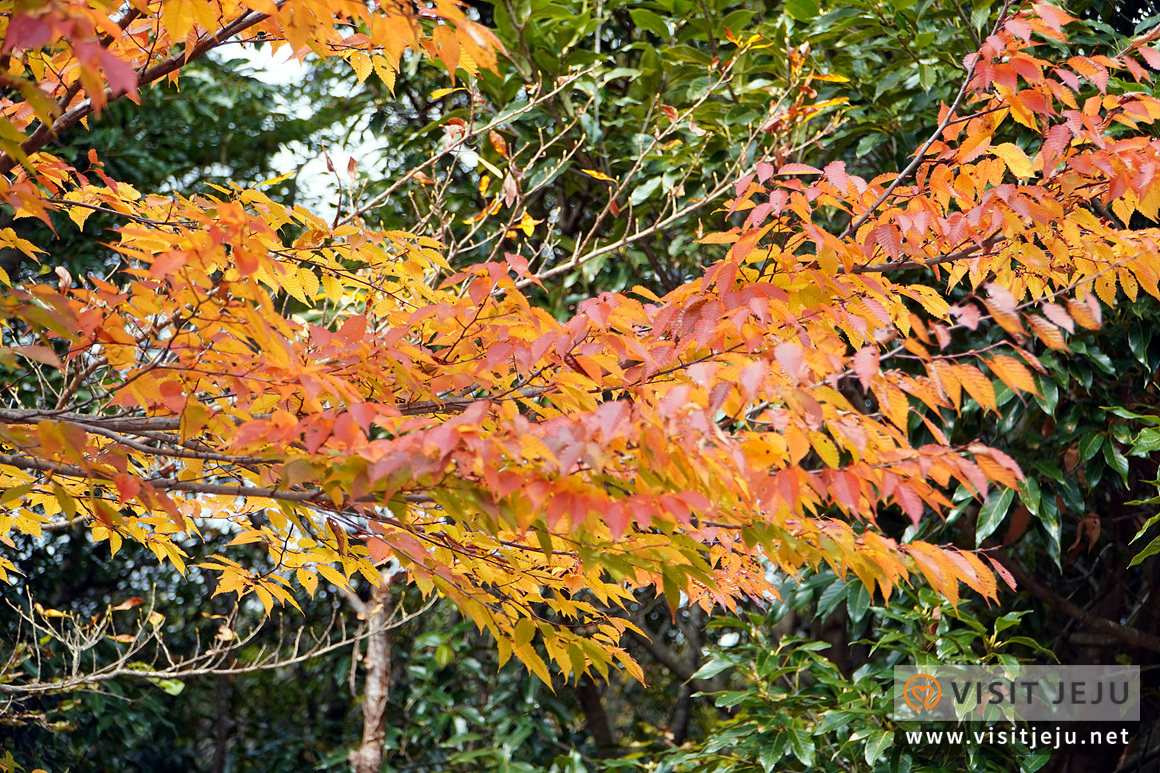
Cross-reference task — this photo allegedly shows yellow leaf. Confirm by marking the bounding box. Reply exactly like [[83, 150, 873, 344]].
[[1094, 272, 1118, 306], [581, 169, 616, 183], [957, 364, 998, 413], [372, 55, 397, 94], [987, 354, 1040, 396], [322, 274, 345, 304], [514, 642, 554, 687], [1119, 268, 1139, 302], [163, 0, 195, 42], [811, 73, 850, 82], [1026, 314, 1069, 351], [254, 585, 274, 613], [518, 210, 543, 237], [279, 269, 308, 303], [810, 432, 840, 468], [256, 170, 296, 188], [429, 87, 461, 99], [478, 156, 503, 178], [297, 568, 318, 596], [316, 563, 351, 590], [297, 267, 320, 299], [1067, 296, 1102, 329], [992, 142, 1033, 178], [350, 52, 372, 84], [908, 542, 960, 606], [189, 0, 217, 32], [68, 205, 92, 230], [611, 647, 645, 683]]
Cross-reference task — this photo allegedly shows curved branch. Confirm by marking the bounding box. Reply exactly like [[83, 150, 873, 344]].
[[993, 552, 1160, 655]]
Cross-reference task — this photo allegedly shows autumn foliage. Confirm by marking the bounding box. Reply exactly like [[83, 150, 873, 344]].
[[2, 0, 1160, 684]]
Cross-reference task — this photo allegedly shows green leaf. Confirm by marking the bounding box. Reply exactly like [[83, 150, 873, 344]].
[[864, 729, 894, 765], [690, 657, 737, 680], [975, 488, 1014, 546], [1131, 513, 1160, 543], [1129, 532, 1160, 567], [629, 8, 670, 39], [784, 0, 820, 22], [1102, 441, 1130, 485], [815, 710, 855, 734], [1025, 747, 1054, 773], [1078, 432, 1105, 464], [1039, 494, 1062, 569], [1035, 376, 1059, 413], [1017, 476, 1041, 518], [789, 725, 815, 767], [1104, 406, 1160, 425], [1033, 460, 1065, 483], [1003, 636, 1055, 657], [847, 581, 871, 623], [720, 10, 755, 34], [629, 176, 662, 206], [815, 578, 849, 620], [146, 677, 185, 696], [1129, 322, 1150, 366], [1131, 428, 1160, 456]]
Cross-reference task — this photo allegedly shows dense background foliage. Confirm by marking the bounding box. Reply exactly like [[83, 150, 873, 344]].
[[6, 1, 1160, 773]]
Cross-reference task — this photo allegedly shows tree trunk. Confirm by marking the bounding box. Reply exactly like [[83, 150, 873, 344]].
[[349, 580, 393, 773], [211, 673, 231, 773], [575, 674, 618, 757]]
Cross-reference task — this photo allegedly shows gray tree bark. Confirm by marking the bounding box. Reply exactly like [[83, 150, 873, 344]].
[[348, 579, 393, 773]]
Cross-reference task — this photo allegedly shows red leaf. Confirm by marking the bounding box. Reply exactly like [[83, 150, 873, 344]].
[[871, 224, 901, 257], [2, 14, 53, 53], [950, 303, 981, 330], [831, 470, 860, 512], [1041, 302, 1074, 333], [985, 555, 1018, 591], [16, 345, 62, 369], [896, 484, 925, 527], [768, 189, 788, 215], [99, 49, 139, 97], [367, 537, 391, 563], [853, 346, 878, 390], [1031, 2, 1076, 31], [733, 172, 756, 197], [113, 473, 141, 505], [985, 282, 1017, 313], [594, 400, 628, 439], [778, 163, 822, 175], [606, 502, 630, 540], [824, 160, 850, 193], [739, 362, 765, 399], [150, 250, 190, 279], [489, 130, 508, 158], [775, 341, 806, 383], [744, 202, 773, 229], [1139, 46, 1160, 70]]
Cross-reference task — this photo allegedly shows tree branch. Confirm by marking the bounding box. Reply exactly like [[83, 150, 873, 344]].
[[0, 4, 289, 176], [993, 552, 1160, 655]]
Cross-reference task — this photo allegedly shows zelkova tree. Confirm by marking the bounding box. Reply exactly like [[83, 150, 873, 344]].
[[1, 0, 1159, 690]]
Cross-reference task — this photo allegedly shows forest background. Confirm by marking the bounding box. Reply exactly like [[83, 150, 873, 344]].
[[4, 1, 1160, 772]]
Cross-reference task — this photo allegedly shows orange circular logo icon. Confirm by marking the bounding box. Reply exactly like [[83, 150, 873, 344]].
[[904, 674, 942, 711]]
